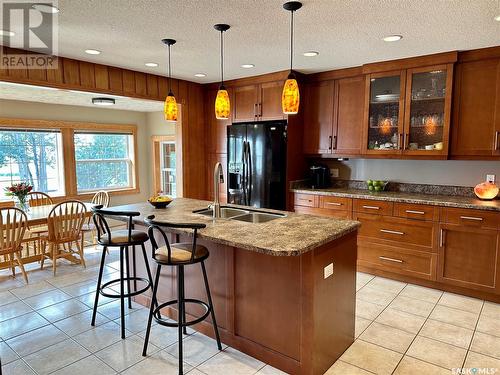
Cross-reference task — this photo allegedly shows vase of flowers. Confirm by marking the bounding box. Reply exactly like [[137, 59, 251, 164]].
[[4, 182, 33, 211]]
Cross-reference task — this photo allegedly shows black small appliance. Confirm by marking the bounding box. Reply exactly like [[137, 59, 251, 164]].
[[309, 165, 330, 189]]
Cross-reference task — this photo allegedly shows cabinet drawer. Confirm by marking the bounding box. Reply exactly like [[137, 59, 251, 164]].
[[355, 213, 436, 252], [394, 203, 439, 221], [441, 207, 499, 229], [319, 196, 351, 211], [294, 206, 351, 219], [353, 199, 393, 215], [358, 242, 436, 280], [294, 194, 317, 208]]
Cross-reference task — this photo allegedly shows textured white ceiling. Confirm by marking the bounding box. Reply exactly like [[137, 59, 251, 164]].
[[4, 0, 500, 84], [0, 82, 164, 112]]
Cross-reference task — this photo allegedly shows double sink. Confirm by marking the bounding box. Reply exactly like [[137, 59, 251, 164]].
[[193, 206, 286, 223]]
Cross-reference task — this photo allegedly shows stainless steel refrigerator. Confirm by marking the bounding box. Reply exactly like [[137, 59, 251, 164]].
[[227, 120, 287, 210]]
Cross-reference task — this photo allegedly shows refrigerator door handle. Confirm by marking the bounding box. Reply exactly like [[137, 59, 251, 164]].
[[242, 141, 247, 205], [247, 142, 252, 204]]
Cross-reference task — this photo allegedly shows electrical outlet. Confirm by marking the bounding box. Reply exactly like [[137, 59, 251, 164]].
[[324, 263, 334, 279], [486, 174, 496, 183], [330, 168, 339, 178]]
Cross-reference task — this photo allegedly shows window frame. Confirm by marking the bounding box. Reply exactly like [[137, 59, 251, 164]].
[[0, 118, 140, 200], [151, 135, 183, 198]]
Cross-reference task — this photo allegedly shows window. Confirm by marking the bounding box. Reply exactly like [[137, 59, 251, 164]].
[[0, 119, 139, 200], [160, 141, 176, 197], [74, 132, 134, 192], [0, 129, 65, 196]]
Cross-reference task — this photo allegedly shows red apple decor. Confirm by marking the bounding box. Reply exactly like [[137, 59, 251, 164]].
[[474, 182, 499, 200]]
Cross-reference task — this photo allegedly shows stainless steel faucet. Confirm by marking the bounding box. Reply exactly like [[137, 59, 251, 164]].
[[212, 162, 224, 218]]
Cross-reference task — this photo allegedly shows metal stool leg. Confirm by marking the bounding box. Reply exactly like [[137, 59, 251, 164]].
[[119, 246, 126, 339], [124, 246, 132, 309], [141, 243, 160, 319], [201, 261, 222, 350], [91, 246, 107, 326], [142, 264, 161, 356], [178, 265, 185, 374]]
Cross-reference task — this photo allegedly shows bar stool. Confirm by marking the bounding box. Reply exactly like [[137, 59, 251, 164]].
[[90, 206, 156, 339], [142, 215, 222, 374]]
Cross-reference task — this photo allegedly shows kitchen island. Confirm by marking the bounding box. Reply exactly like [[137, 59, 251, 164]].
[[111, 198, 359, 375]]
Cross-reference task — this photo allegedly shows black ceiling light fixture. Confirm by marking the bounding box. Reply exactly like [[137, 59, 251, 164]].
[[282, 1, 302, 115], [214, 23, 230, 120], [92, 97, 115, 106], [162, 38, 178, 122]]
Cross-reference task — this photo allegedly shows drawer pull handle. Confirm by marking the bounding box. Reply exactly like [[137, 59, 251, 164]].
[[298, 198, 312, 203], [440, 228, 445, 247], [406, 210, 425, 215], [380, 229, 405, 235], [325, 202, 342, 206], [379, 256, 403, 264], [460, 216, 483, 222], [362, 205, 380, 210]]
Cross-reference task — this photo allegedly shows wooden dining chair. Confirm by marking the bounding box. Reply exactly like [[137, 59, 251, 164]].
[[40, 200, 87, 275], [0, 207, 29, 283], [81, 191, 110, 248], [28, 191, 53, 207], [26, 191, 54, 253]]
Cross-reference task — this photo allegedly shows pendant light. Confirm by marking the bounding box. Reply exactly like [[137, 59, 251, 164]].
[[282, 1, 302, 115], [214, 24, 230, 120], [162, 38, 178, 122]]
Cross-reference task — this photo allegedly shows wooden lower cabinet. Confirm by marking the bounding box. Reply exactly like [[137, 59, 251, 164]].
[[438, 224, 500, 294], [293, 193, 500, 299], [358, 242, 437, 280]]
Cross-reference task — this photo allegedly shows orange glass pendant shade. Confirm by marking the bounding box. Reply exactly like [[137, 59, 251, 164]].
[[164, 93, 178, 122], [282, 77, 300, 114], [215, 87, 230, 120], [474, 182, 499, 200]]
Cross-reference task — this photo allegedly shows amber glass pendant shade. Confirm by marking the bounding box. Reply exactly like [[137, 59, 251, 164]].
[[282, 77, 300, 114], [215, 87, 230, 120], [164, 92, 178, 122]]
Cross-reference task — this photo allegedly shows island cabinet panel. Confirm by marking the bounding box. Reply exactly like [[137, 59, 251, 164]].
[[451, 58, 500, 157], [130, 221, 357, 375], [303, 81, 335, 154], [437, 224, 500, 294]]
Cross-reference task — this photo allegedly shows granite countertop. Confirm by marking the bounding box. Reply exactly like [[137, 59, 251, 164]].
[[291, 187, 500, 212], [106, 198, 360, 256]]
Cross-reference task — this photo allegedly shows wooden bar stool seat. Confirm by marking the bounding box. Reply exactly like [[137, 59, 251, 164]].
[[142, 215, 222, 375]]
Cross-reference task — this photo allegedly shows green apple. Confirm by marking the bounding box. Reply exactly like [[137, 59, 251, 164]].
[[368, 185, 374, 191], [374, 186, 382, 192], [366, 179, 373, 186]]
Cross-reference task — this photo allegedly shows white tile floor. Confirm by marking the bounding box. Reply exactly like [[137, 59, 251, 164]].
[[0, 247, 499, 374]]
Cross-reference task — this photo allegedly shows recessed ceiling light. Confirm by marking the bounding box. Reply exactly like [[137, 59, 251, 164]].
[[32, 3, 60, 13], [92, 97, 115, 106], [303, 51, 319, 57], [241, 64, 255, 69], [383, 35, 403, 42], [194, 73, 207, 77], [145, 62, 158, 67], [0, 30, 15, 37], [85, 49, 101, 55], [495, 15, 500, 21]]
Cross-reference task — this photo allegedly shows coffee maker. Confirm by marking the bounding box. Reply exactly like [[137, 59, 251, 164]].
[[309, 165, 330, 189]]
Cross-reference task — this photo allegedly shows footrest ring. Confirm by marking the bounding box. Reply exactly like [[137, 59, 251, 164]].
[[153, 298, 211, 328], [99, 277, 151, 299]]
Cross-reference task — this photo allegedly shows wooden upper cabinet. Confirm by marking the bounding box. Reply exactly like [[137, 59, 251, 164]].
[[402, 64, 453, 156], [438, 224, 500, 293], [451, 58, 500, 157], [303, 81, 335, 154], [233, 84, 259, 122], [233, 81, 285, 123], [333, 76, 364, 155], [260, 81, 285, 121], [362, 70, 406, 155]]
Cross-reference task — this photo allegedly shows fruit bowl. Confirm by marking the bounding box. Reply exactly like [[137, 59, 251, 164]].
[[366, 180, 388, 192], [148, 196, 173, 209]]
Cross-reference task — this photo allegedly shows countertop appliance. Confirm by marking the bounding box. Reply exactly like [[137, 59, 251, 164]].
[[227, 121, 287, 210], [309, 165, 330, 188]]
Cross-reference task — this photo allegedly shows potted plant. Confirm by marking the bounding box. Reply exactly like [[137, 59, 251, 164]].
[[4, 182, 33, 211]]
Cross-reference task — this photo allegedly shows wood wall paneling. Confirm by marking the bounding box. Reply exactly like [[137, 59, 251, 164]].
[[147, 75, 159, 98], [94, 64, 109, 90], [78, 61, 95, 88], [108, 67, 123, 93], [134, 72, 147, 96], [62, 59, 80, 86], [122, 70, 136, 94]]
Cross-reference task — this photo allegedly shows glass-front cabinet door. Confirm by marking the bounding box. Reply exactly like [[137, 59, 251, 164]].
[[364, 71, 406, 154], [403, 65, 453, 155]]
